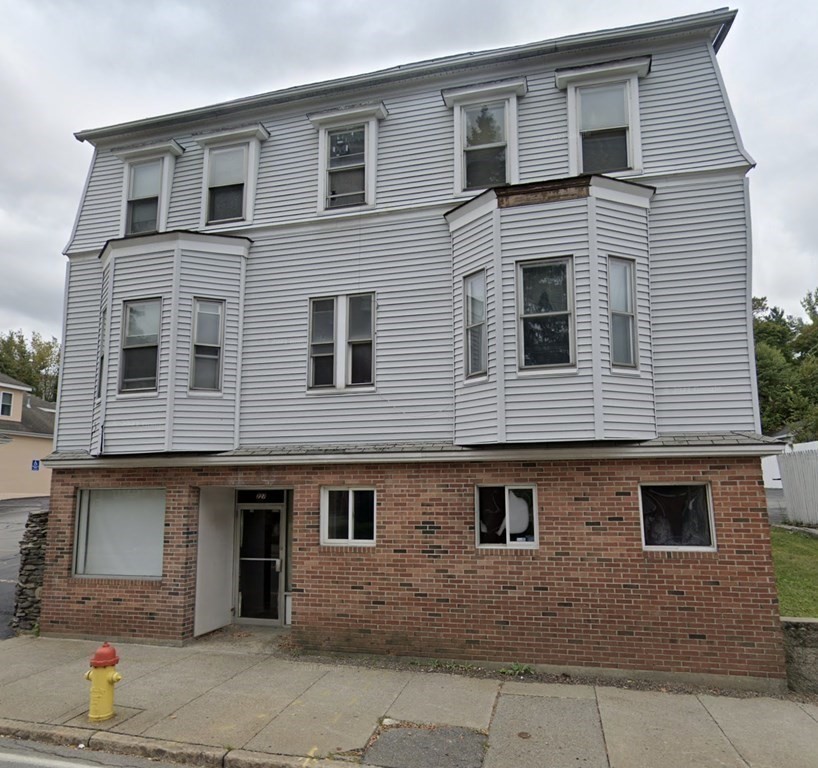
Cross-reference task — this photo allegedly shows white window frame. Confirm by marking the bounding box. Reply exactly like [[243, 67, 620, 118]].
[[0, 392, 12, 417], [517, 257, 575, 370], [308, 292, 375, 391], [320, 487, 377, 546], [442, 78, 527, 195], [639, 483, 717, 553], [115, 140, 183, 237], [464, 270, 487, 378], [475, 485, 538, 550], [608, 256, 638, 369], [556, 57, 650, 177], [74, 488, 166, 578], [120, 297, 161, 393], [195, 124, 269, 228], [190, 298, 224, 392], [308, 103, 388, 213]]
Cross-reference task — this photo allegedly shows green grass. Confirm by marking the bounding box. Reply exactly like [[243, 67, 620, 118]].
[[771, 528, 818, 618]]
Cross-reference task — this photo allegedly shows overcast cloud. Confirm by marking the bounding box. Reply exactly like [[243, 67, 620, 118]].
[[0, 0, 815, 339]]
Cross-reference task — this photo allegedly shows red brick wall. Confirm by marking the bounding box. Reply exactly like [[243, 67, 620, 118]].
[[41, 457, 786, 679]]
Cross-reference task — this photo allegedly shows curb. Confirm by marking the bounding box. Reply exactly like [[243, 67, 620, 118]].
[[0, 720, 365, 768]]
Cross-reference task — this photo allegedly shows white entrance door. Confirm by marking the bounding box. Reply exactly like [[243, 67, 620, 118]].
[[194, 487, 235, 636]]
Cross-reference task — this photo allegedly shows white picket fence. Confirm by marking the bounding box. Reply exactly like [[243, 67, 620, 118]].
[[779, 449, 818, 525]]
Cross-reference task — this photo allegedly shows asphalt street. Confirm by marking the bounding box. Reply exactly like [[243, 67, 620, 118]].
[[0, 498, 47, 640]]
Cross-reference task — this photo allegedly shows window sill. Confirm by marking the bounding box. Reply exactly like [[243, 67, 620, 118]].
[[306, 385, 376, 395], [116, 390, 161, 400], [610, 366, 642, 377], [477, 543, 538, 551], [201, 218, 250, 232], [320, 540, 377, 547], [643, 546, 717, 554], [187, 389, 225, 398], [72, 574, 163, 582], [317, 203, 376, 217], [515, 366, 578, 378], [463, 374, 489, 387]]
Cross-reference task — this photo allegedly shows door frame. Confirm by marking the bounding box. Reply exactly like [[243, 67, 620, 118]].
[[233, 502, 288, 625]]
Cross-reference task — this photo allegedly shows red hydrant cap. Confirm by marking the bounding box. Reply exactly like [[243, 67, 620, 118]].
[[90, 641, 120, 668]]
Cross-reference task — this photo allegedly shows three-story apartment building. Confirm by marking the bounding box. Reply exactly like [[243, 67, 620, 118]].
[[42, 9, 786, 685]]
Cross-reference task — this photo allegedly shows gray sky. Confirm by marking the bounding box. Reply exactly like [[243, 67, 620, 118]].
[[0, 0, 815, 340]]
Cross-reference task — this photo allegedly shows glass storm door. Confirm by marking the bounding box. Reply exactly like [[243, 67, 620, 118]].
[[237, 507, 284, 621]]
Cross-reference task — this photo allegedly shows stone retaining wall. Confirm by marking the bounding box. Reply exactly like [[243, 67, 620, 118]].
[[782, 618, 818, 693], [12, 509, 48, 633]]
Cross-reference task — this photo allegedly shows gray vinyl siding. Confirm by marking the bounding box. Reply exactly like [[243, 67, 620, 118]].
[[595, 198, 656, 439], [500, 200, 596, 441], [239, 209, 454, 444], [650, 174, 756, 432], [640, 43, 747, 173], [518, 69, 570, 181], [100, 250, 175, 454], [452, 211, 497, 444], [70, 150, 122, 253], [170, 249, 243, 451], [166, 138, 204, 228], [89, 263, 111, 455], [55, 256, 101, 452]]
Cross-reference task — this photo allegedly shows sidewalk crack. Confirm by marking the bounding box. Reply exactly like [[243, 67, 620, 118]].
[[696, 695, 751, 768], [593, 687, 612, 768]]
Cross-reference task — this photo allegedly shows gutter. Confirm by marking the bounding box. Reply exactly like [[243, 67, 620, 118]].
[[74, 9, 737, 146]]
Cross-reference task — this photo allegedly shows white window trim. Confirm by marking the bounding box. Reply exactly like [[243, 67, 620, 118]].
[[308, 103, 388, 213], [464, 270, 487, 379], [638, 482, 717, 553], [320, 487, 377, 546], [474, 485, 539, 550], [195, 124, 269, 229], [516, 257, 575, 371], [115, 141, 183, 237], [0, 392, 12, 418], [607, 255, 638, 370], [556, 57, 650, 177], [189, 297, 225, 392], [119, 297, 162, 394], [442, 78, 527, 195], [308, 292, 376, 392]]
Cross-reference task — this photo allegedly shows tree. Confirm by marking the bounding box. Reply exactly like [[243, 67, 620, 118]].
[[0, 330, 60, 401]]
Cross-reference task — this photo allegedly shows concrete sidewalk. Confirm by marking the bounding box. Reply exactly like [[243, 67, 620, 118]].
[[0, 634, 817, 768]]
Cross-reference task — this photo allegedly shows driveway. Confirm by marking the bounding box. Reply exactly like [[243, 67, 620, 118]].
[[0, 497, 48, 639]]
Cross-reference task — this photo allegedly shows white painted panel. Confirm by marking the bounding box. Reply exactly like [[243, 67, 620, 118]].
[[195, 486, 236, 636]]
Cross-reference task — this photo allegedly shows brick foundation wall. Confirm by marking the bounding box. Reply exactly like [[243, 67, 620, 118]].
[[40, 456, 786, 679]]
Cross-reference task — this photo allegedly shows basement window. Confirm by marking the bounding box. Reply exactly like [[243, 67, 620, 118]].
[[640, 484, 715, 550]]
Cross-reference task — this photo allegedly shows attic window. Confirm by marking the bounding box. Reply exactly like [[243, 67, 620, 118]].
[[556, 57, 650, 176]]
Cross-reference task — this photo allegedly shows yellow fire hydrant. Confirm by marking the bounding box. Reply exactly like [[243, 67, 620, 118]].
[[85, 641, 122, 722]]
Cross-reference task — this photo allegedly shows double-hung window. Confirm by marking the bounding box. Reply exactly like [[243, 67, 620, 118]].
[[476, 486, 537, 548], [309, 293, 374, 389], [126, 160, 162, 234], [207, 145, 246, 223], [120, 299, 161, 392], [0, 392, 11, 417], [115, 140, 183, 237], [308, 103, 387, 212], [518, 258, 573, 368], [320, 488, 376, 545], [442, 78, 526, 194], [196, 124, 269, 227], [464, 271, 487, 377], [556, 57, 650, 176], [609, 257, 637, 367], [191, 299, 224, 390]]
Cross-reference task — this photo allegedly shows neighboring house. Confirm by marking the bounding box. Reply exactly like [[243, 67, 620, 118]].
[[42, 9, 787, 685], [0, 373, 54, 499]]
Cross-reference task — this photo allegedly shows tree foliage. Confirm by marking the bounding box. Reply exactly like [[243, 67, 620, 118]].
[[0, 330, 60, 402], [754, 292, 818, 441]]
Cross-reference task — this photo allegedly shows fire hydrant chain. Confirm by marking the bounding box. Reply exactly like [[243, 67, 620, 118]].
[[85, 641, 122, 722]]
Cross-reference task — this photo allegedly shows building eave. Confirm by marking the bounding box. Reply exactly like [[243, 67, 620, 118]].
[[74, 9, 737, 146]]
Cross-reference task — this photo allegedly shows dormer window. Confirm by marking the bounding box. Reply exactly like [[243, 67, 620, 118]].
[[442, 78, 527, 195], [196, 124, 269, 228], [115, 140, 183, 237], [556, 57, 650, 176], [126, 160, 161, 234], [308, 103, 388, 213]]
